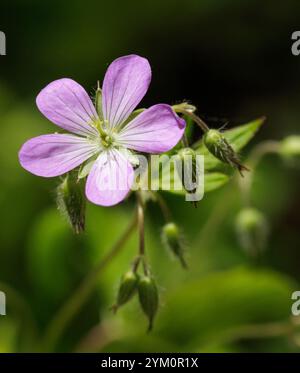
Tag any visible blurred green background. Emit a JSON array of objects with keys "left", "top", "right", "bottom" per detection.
[{"left": 0, "top": 0, "right": 300, "bottom": 352}]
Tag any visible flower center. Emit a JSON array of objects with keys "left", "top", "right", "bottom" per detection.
[
  {"left": 93, "top": 119, "right": 114, "bottom": 148},
  {"left": 101, "top": 133, "right": 113, "bottom": 148}
]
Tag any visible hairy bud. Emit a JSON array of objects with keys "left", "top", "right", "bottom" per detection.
[
  {"left": 138, "top": 275, "right": 159, "bottom": 332},
  {"left": 112, "top": 271, "right": 139, "bottom": 313},
  {"left": 235, "top": 207, "right": 269, "bottom": 256},
  {"left": 176, "top": 147, "right": 198, "bottom": 195},
  {"left": 56, "top": 172, "right": 86, "bottom": 234},
  {"left": 204, "top": 129, "right": 248, "bottom": 174},
  {"left": 162, "top": 222, "right": 187, "bottom": 268}
]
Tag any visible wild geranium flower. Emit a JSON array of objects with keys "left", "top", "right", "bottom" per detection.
[{"left": 18, "top": 55, "right": 185, "bottom": 206}]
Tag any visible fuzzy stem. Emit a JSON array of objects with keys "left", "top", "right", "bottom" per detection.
[{"left": 42, "top": 213, "right": 138, "bottom": 352}]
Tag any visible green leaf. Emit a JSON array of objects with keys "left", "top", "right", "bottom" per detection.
[
  {"left": 224, "top": 116, "right": 266, "bottom": 150},
  {"left": 194, "top": 117, "right": 265, "bottom": 172},
  {"left": 165, "top": 172, "right": 229, "bottom": 195},
  {"left": 204, "top": 172, "right": 230, "bottom": 192}
]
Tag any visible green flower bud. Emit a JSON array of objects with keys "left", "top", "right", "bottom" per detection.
[
  {"left": 138, "top": 275, "right": 159, "bottom": 332},
  {"left": 112, "top": 271, "right": 139, "bottom": 313},
  {"left": 204, "top": 129, "right": 248, "bottom": 174},
  {"left": 235, "top": 207, "right": 269, "bottom": 256},
  {"left": 279, "top": 136, "right": 300, "bottom": 165},
  {"left": 56, "top": 172, "right": 86, "bottom": 234},
  {"left": 162, "top": 222, "right": 187, "bottom": 268},
  {"left": 176, "top": 147, "right": 198, "bottom": 194}
]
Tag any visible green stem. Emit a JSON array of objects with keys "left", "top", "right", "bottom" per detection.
[
  {"left": 181, "top": 132, "right": 189, "bottom": 148},
  {"left": 238, "top": 140, "right": 280, "bottom": 206},
  {"left": 173, "top": 105, "right": 209, "bottom": 133},
  {"left": 194, "top": 185, "right": 236, "bottom": 251},
  {"left": 137, "top": 192, "right": 149, "bottom": 275},
  {"left": 152, "top": 192, "right": 172, "bottom": 222},
  {"left": 42, "top": 212, "right": 138, "bottom": 351},
  {"left": 137, "top": 194, "right": 145, "bottom": 257}
]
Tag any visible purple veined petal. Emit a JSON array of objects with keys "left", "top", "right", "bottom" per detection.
[
  {"left": 102, "top": 55, "right": 151, "bottom": 129},
  {"left": 19, "top": 134, "right": 99, "bottom": 177},
  {"left": 36, "top": 78, "right": 99, "bottom": 137},
  {"left": 85, "top": 148, "right": 134, "bottom": 206},
  {"left": 116, "top": 104, "right": 186, "bottom": 153}
]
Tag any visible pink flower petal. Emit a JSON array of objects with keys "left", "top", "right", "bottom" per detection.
[
  {"left": 19, "top": 134, "right": 98, "bottom": 177},
  {"left": 36, "top": 78, "right": 99, "bottom": 137},
  {"left": 85, "top": 149, "right": 134, "bottom": 206},
  {"left": 117, "top": 104, "right": 186, "bottom": 153},
  {"left": 102, "top": 55, "right": 151, "bottom": 129}
]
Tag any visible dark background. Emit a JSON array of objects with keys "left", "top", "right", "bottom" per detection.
[{"left": 0, "top": 0, "right": 300, "bottom": 352}]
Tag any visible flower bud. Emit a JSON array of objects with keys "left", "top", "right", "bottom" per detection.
[
  {"left": 56, "top": 172, "right": 86, "bottom": 234},
  {"left": 235, "top": 207, "right": 269, "bottom": 256},
  {"left": 162, "top": 222, "right": 187, "bottom": 268},
  {"left": 204, "top": 129, "right": 248, "bottom": 174},
  {"left": 112, "top": 271, "right": 139, "bottom": 313},
  {"left": 176, "top": 148, "right": 198, "bottom": 195},
  {"left": 138, "top": 275, "right": 159, "bottom": 332},
  {"left": 279, "top": 136, "right": 300, "bottom": 165}
]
